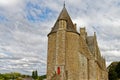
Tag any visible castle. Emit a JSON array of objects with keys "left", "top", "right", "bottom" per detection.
[{"left": 47, "top": 5, "right": 108, "bottom": 80}]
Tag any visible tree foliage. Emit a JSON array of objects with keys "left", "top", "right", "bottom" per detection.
[
  {"left": 0, "top": 71, "right": 46, "bottom": 80},
  {"left": 0, "top": 72, "right": 21, "bottom": 80},
  {"left": 109, "top": 68, "right": 117, "bottom": 80},
  {"left": 32, "top": 70, "right": 38, "bottom": 79},
  {"left": 108, "top": 62, "right": 120, "bottom": 80},
  {"left": 115, "top": 62, "right": 120, "bottom": 78}
]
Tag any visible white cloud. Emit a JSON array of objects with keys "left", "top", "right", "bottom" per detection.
[
  {"left": 0, "top": 52, "right": 8, "bottom": 58},
  {"left": 0, "top": 0, "right": 21, "bottom": 7},
  {"left": 0, "top": 0, "right": 120, "bottom": 75}
]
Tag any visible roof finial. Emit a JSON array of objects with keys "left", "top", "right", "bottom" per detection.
[{"left": 64, "top": 1, "right": 65, "bottom": 7}]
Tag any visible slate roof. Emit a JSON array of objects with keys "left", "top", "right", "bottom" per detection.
[{"left": 49, "top": 6, "right": 77, "bottom": 35}]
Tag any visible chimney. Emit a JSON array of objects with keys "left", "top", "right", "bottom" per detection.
[
  {"left": 80, "top": 27, "right": 87, "bottom": 40},
  {"left": 74, "top": 23, "right": 77, "bottom": 31}
]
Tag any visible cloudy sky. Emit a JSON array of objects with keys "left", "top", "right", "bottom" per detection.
[{"left": 0, "top": 0, "right": 120, "bottom": 75}]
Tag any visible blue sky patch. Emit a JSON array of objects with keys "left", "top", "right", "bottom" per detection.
[
  {"left": 113, "top": 1, "right": 120, "bottom": 7},
  {"left": 25, "top": 2, "right": 53, "bottom": 22},
  {"left": 0, "top": 15, "right": 8, "bottom": 22}
]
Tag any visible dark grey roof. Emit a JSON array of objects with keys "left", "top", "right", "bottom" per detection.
[
  {"left": 86, "top": 36, "right": 94, "bottom": 54},
  {"left": 48, "top": 6, "right": 77, "bottom": 35}
]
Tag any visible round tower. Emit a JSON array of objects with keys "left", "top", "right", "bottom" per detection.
[{"left": 47, "top": 5, "right": 80, "bottom": 80}]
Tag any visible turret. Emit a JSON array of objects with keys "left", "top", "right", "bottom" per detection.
[
  {"left": 48, "top": 5, "right": 78, "bottom": 36},
  {"left": 47, "top": 4, "right": 79, "bottom": 80}
]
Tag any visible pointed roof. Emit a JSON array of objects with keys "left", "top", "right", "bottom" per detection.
[{"left": 48, "top": 6, "right": 77, "bottom": 35}]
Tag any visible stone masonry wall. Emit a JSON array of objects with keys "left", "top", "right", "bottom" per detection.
[
  {"left": 65, "top": 32, "right": 79, "bottom": 80},
  {"left": 79, "top": 53, "right": 88, "bottom": 80},
  {"left": 47, "top": 33, "right": 56, "bottom": 80}
]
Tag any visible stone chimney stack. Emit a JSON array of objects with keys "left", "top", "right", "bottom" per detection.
[
  {"left": 74, "top": 23, "right": 77, "bottom": 31},
  {"left": 80, "top": 27, "right": 87, "bottom": 40}
]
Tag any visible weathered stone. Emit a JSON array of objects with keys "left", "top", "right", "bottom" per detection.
[{"left": 47, "top": 6, "right": 108, "bottom": 80}]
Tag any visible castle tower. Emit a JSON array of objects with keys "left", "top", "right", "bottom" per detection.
[
  {"left": 47, "top": 5, "right": 108, "bottom": 80},
  {"left": 47, "top": 5, "right": 80, "bottom": 80}
]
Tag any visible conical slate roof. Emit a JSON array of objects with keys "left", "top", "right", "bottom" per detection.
[{"left": 49, "top": 6, "right": 77, "bottom": 35}]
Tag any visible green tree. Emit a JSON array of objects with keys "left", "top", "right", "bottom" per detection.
[
  {"left": 32, "top": 70, "right": 38, "bottom": 79},
  {"left": 32, "top": 71, "right": 35, "bottom": 79},
  {"left": 115, "top": 62, "right": 120, "bottom": 78},
  {"left": 109, "top": 69, "right": 117, "bottom": 80},
  {"left": 108, "top": 62, "right": 120, "bottom": 80},
  {"left": 35, "top": 70, "right": 38, "bottom": 79},
  {"left": 0, "top": 74, "right": 4, "bottom": 80}
]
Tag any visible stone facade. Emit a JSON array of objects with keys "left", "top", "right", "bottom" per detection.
[{"left": 47, "top": 6, "right": 108, "bottom": 80}]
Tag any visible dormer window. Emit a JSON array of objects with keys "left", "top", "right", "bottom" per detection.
[{"left": 59, "top": 20, "right": 66, "bottom": 30}]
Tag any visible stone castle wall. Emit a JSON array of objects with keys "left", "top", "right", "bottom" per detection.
[
  {"left": 47, "top": 33, "right": 56, "bottom": 80},
  {"left": 65, "top": 32, "right": 80, "bottom": 80},
  {"left": 47, "top": 30, "right": 108, "bottom": 80},
  {"left": 47, "top": 6, "right": 108, "bottom": 80}
]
